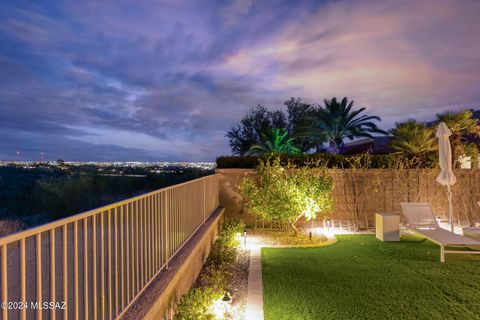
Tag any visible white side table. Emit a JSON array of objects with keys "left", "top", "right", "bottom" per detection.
[{"left": 376, "top": 213, "right": 400, "bottom": 241}]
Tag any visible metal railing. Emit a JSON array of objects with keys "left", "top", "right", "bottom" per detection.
[{"left": 0, "top": 174, "right": 220, "bottom": 320}]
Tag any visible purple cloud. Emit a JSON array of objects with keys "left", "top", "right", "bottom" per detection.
[{"left": 0, "top": 0, "right": 479, "bottom": 161}]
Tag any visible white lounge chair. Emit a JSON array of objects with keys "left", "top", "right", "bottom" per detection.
[{"left": 400, "top": 202, "right": 480, "bottom": 262}]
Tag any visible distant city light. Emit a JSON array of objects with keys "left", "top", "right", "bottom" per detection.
[{"left": 0, "top": 160, "right": 216, "bottom": 171}]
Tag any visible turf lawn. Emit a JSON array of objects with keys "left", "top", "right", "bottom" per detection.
[{"left": 262, "top": 235, "right": 480, "bottom": 320}]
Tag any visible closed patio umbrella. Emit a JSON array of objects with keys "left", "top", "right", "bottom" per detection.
[{"left": 436, "top": 122, "right": 457, "bottom": 232}]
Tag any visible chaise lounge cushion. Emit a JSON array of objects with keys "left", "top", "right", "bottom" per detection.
[{"left": 419, "top": 227, "right": 480, "bottom": 246}]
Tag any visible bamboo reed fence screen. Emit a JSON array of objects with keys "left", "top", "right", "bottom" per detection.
[{"left": 328, "top": 169, "right": 480, "bottom": 228}]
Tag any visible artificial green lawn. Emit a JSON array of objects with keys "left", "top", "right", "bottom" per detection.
[{"left": 262, "top": 235, "right": 480, "bottom": 320}]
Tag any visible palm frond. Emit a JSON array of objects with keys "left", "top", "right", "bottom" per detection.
[
  {"left": 247, "top": 128, "right": 301, "bottom": 156},
  {"left": 297, "top": 97, "right": 384, "bottom": 152},
  {"left": 389, "top": 119, "right": 436, "bottom": 156}
]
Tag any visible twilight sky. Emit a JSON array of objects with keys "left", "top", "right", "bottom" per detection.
[{"left": 1, "top": 0, "right": 480, "bottom": 161}]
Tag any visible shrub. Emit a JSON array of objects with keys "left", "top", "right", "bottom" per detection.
[
  {"left": 207, "top": 242, "right": 237, "bottom": 266},
  {"left": 175, "top": 287, "right": 218, "bottom": 320},
  {"left": 239, "top": 157, "right": 334, "bottom": 235},
  {"left": 216, "top": 218, "right": 245, "bottom": 248},
  {"left": 199, "top": 265, "right": 231, "bottom": 293},
  {"left": 216, "top": 153, "right": 437, "bottom": 169},
  {"left": 175, "top": 218, "right": 244, "bottom": 320}
]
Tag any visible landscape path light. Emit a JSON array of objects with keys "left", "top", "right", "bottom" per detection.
[{"left": 222, "top": 291, "right": 232, "bottom": 319}]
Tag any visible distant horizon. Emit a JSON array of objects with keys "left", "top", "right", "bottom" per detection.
[
  {"left": 1, "top": 0, "right": 480, "bottom": 161},
  {"left": 0, "top": 159, "right": 217, "bottom": 164},
  {"left": 2, "top": 106, "right": 479, "bottom": 162}
]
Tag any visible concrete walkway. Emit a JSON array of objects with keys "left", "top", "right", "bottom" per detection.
[{"left": 245, "top": 246, "right": 264, "bottom": 320}]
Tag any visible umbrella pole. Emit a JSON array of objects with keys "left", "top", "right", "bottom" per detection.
[{"left": 447, "top": 184, "right": 454, "bottom": 232}]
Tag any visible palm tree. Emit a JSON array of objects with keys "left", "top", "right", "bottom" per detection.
[
  {"left": 389, "top": 119, "right": 437, "bottom": 156},
  {"left": 246, "top": 128, "right": 301, "bottom": 156},
  {"left": 436, "top": 110, "right": 480, "bottom": 164},
  {"left": 307, "top": 97, "right": 386, "bottom": 153}
]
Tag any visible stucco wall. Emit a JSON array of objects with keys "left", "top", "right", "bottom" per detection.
[{"left": 218, "top": 169, "right": 257, "bottom": 226}]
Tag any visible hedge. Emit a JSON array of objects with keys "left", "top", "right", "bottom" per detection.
[{"left": 216, "top": 153, "right": 438, "bottom": 169}]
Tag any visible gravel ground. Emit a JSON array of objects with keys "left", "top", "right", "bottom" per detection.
[{"left": 226, "top": 247, "right": 250, "bottom": 320}]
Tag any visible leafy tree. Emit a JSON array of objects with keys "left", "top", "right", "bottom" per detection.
[
  {"left": 226, "top": 99, "right": 320, "bottom": 155},
  {"left": 284, "top": 98, "right": 320, "bottom": 152},
  {"left": 226, "top": 105, "right": 287, "bottom": 155},
  {"left": 436, "top": 109, "right": 480, "bottom": 165},
  {"left": 306, "top": 97, "right": 386, "bottom": 153},
  {"left": 239, "top": 158, "right": 334, "bottom": 235},
  {"left": 246, "top": 128, "right": 301, "bottom": 156},
  {"left": 389, "top": 119, "right": 437, "bottom": 157}
]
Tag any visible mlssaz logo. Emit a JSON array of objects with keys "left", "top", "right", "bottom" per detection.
[{"left": 29, "top": 302, "right": 67, "bottom": 310}]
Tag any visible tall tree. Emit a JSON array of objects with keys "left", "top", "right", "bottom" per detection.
[
  {"left": 227, "top": 99, "right": 319, "bottom": 155},
  {"left": 307, "top": 97, "right": 386, "bottom": 153},
  {"left": 436, "top": 109, "right": 480, "bottom": 165},
  {"left": 389, "top": 119, "right": 436, "bottom": 156},
  {"left": 284, "top": 98, "right": 320, "bottom": 152},
  {"left": 246, "top": 128, "right": 301, "bottom": 156},
  {"left": 226, "top": 106, "right": 287, "bottom": 155}
]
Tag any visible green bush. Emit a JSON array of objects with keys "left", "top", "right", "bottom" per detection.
[
  {"left": 199, "top": 265, "right": 231, "bottom": 293},
  {"left": 216, "top": 218, "right": 245, "bottom": 248},
  {"left": 175, "top": 287, "right": 218, "bottom": 320},
  {"left": 239, "top": 157, "right": 334, "bottom": 235},
  {"left": 216, "top": 152, "right": 438, "bottom": 169},
  {"left": 207, "top": 242, "right": 237, "bottom": 266},
  {"left": 175, "top": 218, "right": 244, "bottom": 319}
]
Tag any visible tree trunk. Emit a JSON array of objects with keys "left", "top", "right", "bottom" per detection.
[
  {"left": 290, "top": 214, "right": 303, "bottom": 236},
  {"left": 328, "top": 141, "right": 340, "bottom": 154}
]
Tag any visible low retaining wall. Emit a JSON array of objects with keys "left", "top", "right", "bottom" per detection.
[
  {"left": 121, "top": 208, "right": 224, "bottom": 320},
  {"left": 217, "top": 168, "right": 480, "bottom": 228}
]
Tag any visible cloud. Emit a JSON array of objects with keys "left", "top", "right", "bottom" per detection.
[
  {"left": 214, "top": 0, "right": 480, "bottom": 128},
  {"left": 0, "top": 0, "right": 480, "bottom": 161}
]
